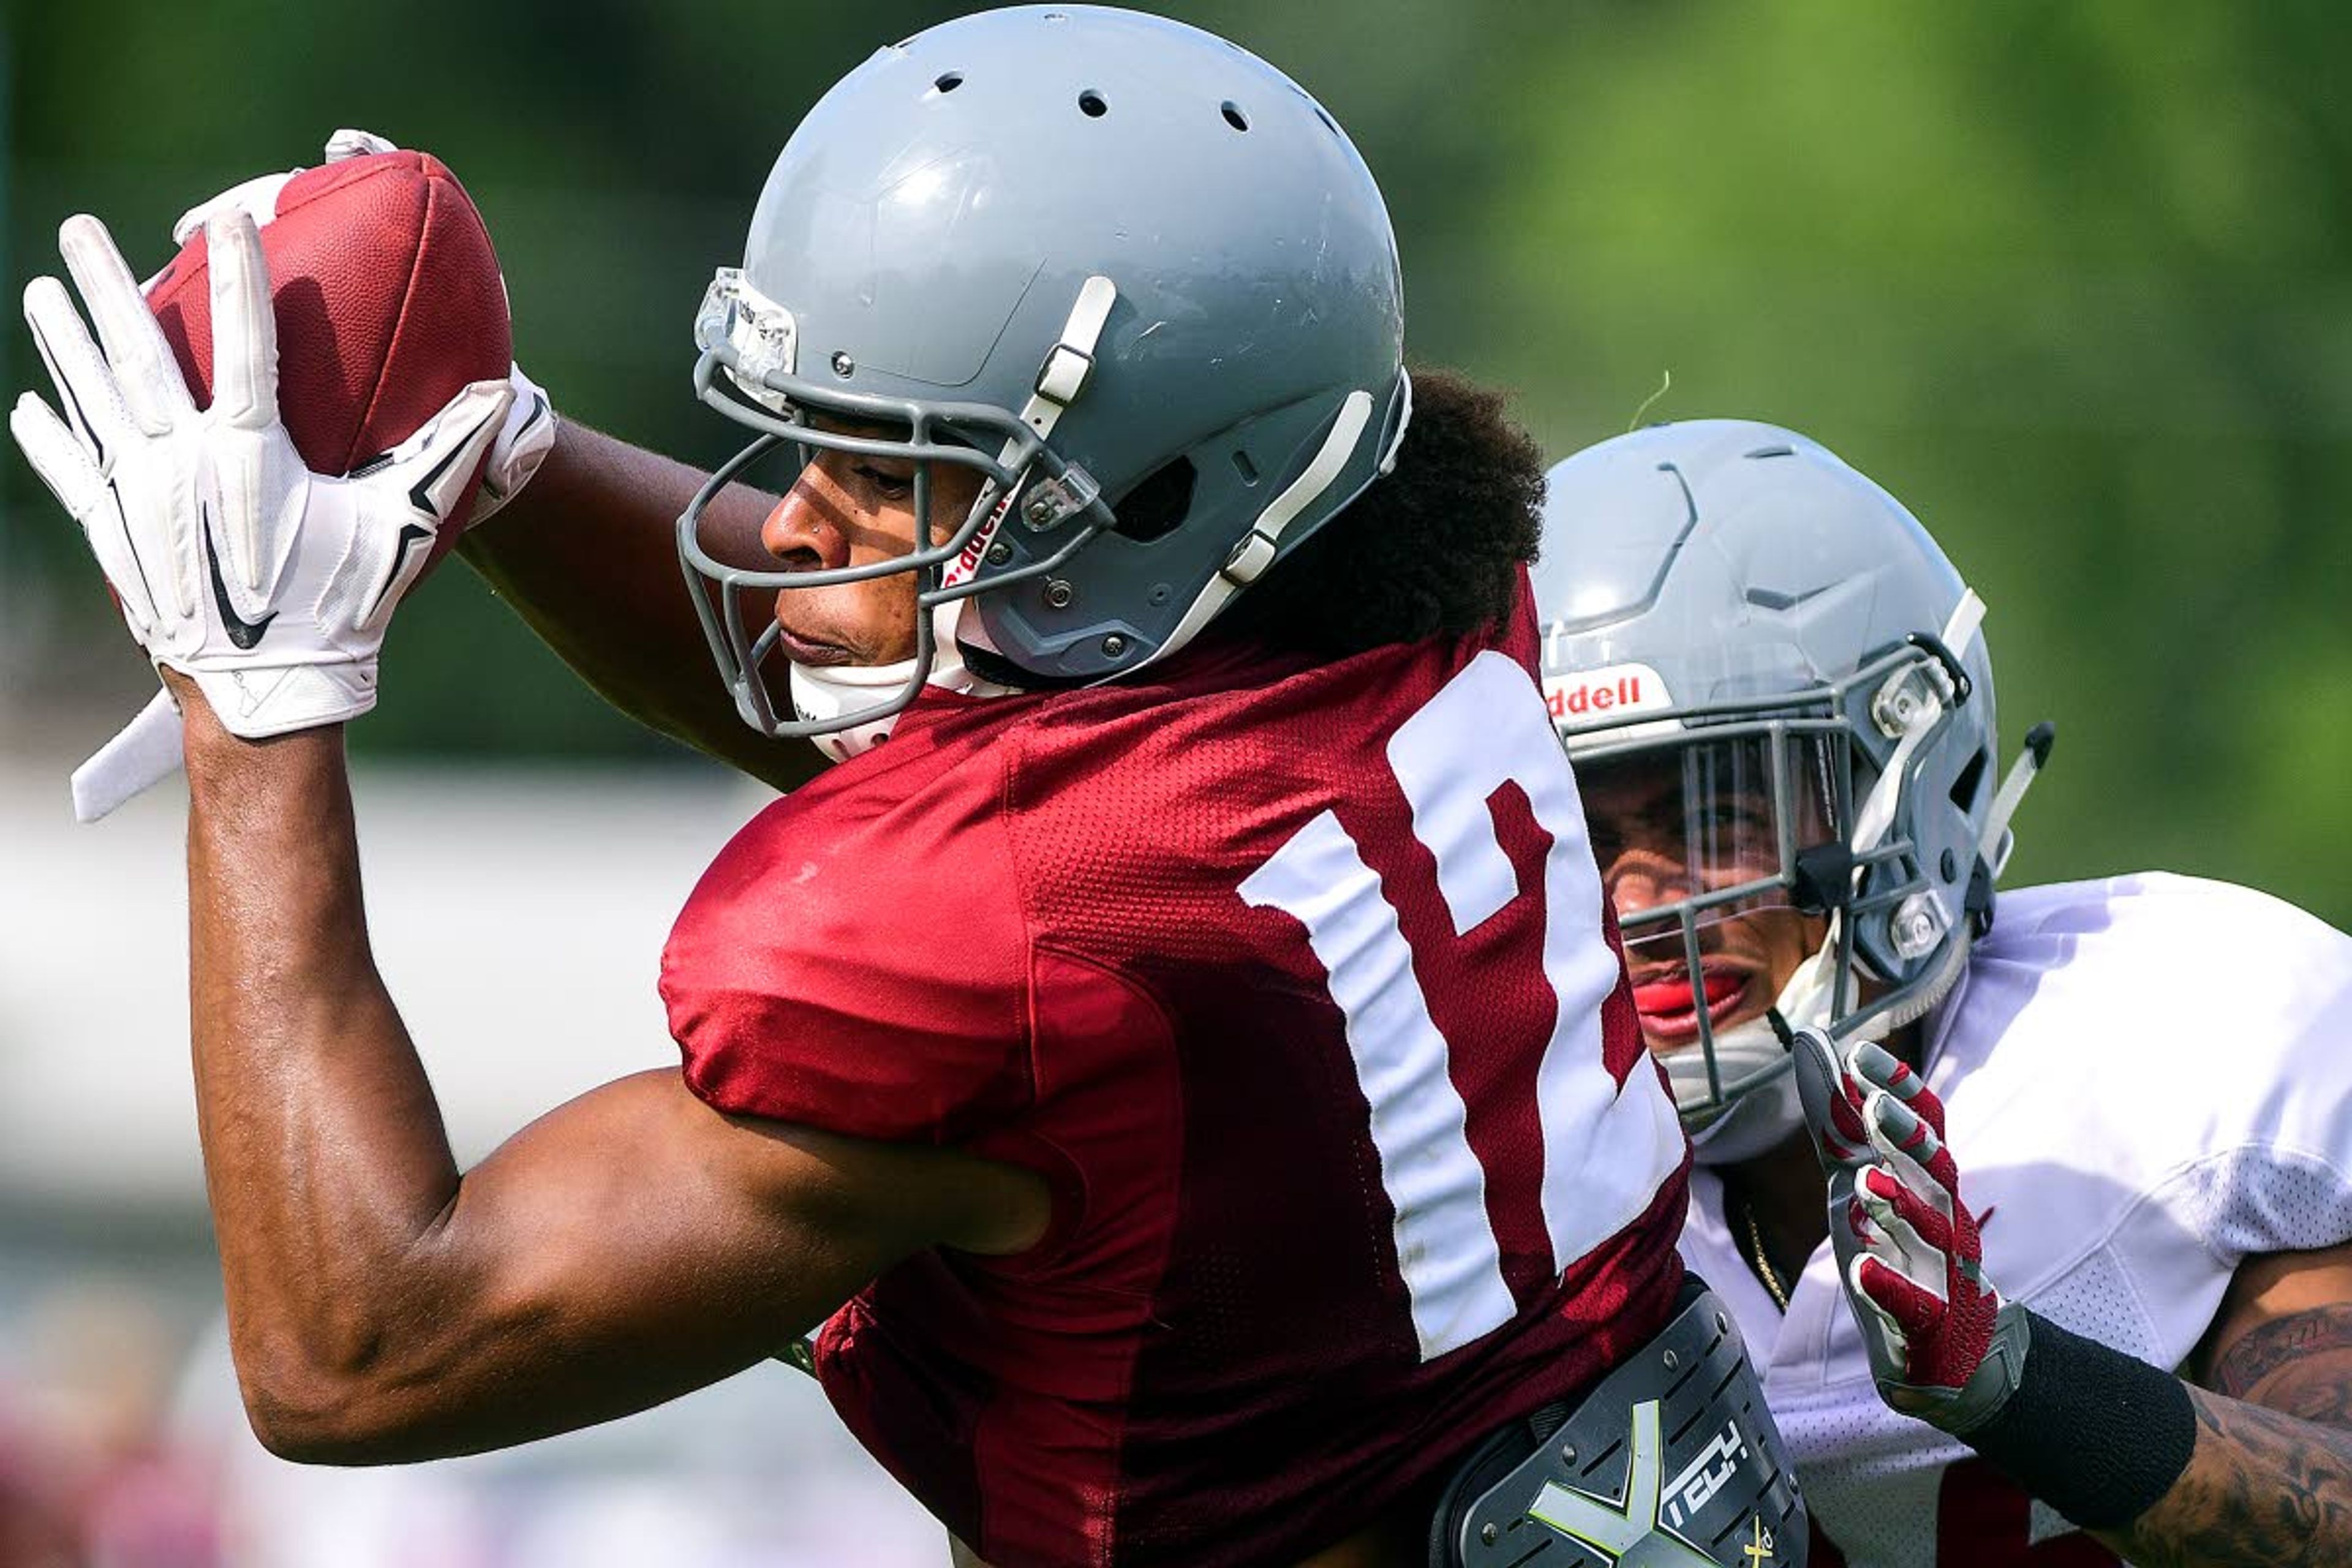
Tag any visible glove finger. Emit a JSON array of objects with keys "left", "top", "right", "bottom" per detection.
[
  {"left": 205, "top": 213, "right": 281, "bottom": 437},
  {"left": 11, "top": 394, "right": 160, "bottom": 636},
  {"left": 346, "top": 379, "right": 514, "bottom": 636},
  {"left": 1862, "top": 1164, "right": 1954, "bottom": 1257},
  {"left": 1853, "top": 1041, "right": 1948, "bottom": 1138},
  {"left": 468, "top": 364, "right": 556, "bottom": 525},
  {"left": 402, "top": 377, "right": 513, "bottom": 524},
  {"left": 10, "top": 390, "right": 103, "bottom": 516},
  {"left": 1865, "top": 1092, "right": 1965, "bottom": 1224},
  {"left": 201, "top": 212, "right": 288, "bottom": 597},
  {"left": 1854, "top": 1253, "right": 1947, "bottom": 1341},
  {"left": 1843, "top": 1253, "right": 1929, "bottom": 1382},
  {"left": 23, "top": 276, "right": 134, "bottom": 459},
  {"left": 170, "top": 170, "right": 299, "bottom": 247},
  {"left": 325, "top": 128, "right": 399, "bottom": 160},
  {"left": 1867, "top": 1087, "right": 1961, "bottom": 1191},
  {"left": 1792, "top": 1025, "right": 1872, "bottom": 1165},
  {"left": 58, "top": 216, "right": 195, "bottom": 432}
]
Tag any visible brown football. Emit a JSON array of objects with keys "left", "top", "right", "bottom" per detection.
[{"left": 145, "top": 148, "right": 513, "bottom": 560}]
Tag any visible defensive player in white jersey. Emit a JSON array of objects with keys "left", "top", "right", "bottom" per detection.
[{"left": 1536, "top": 419, "right": 2352, "bottom": 1567}]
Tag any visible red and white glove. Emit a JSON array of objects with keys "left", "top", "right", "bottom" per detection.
[{"left": 1791, "top": 1028, "right": 2029, "bottom": 1434}]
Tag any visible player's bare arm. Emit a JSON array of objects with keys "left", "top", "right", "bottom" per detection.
[
  {"left": 2106, "top": 1390, "right": 2352, "bottom": 1568},
  {"left": 23, "top": 18, "right": 1818, "bottom": 1556},
  {"left": 461, "top": 422, "right": 825, "bottom": 791},
  {"left": 178, "top": 685, "right": 1046, "bottom": 1458},
  {"left": 2078, "top": 1246, "right": 2352, "bottom": 1567},
  {"left": 10, "top": 200, "right": 1042, "bottom": 1462}
]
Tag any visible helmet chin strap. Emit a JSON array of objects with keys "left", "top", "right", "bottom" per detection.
[
  {"left": 1673, "top": 936, "right": 1869, "bottom": 1165},
  {"left": 788, "top": 603, "right": 1011, "bottom": 764},
  {"left": 1678, "top": 897, "right": 1978, "bottom": 1167}
]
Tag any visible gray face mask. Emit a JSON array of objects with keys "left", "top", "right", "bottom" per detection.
[{"left": 1665, "top": 950, "right": 1844, "bottom": 1166}]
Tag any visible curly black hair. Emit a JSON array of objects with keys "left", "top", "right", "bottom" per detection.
[{"left": 1218, "top": 368, "right": 1547, "bottom": 656}]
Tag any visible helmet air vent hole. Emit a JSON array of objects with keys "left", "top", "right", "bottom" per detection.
[
  {"left": 1113, "top": 458, "right": 1197, "bottom": 543},
  {"left": 1950, "top": 745, "right": 1991, "bottom": 812},
  {"left": 1221, "top": 101, "right": 1250, "bottom": 132},
  {"left": 1744, "top": 444, "right": 1795, "bottom": 460},
  {"left": 933, "top": 72, "right": 964, "bottom": 94},
  {"left": 1230, "top": 447, "right": 1259, "bottom": 484},
  {"left": 1079, "top": 89, "right": 1109, "bottom": 118}
]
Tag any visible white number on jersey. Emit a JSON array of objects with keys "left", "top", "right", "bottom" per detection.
[{"left": 1241, "top": 651, "right": 1682, "bottom": 1360}]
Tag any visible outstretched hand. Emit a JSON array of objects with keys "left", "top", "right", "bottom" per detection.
[
  {"left": 13, "top": 208, "right": 508, "bottom": 740},
  {"left": 1790, "top": 1026, "right": 2030, "bottom": 1434}
]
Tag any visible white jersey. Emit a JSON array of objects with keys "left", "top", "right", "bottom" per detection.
[{"left": 1679, "top": 873, "right": 2352, "bottom": 1567}]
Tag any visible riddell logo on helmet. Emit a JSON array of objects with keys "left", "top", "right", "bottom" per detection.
[
  {"left": 941, "top": 494, "right": 1013, "bottom": 590},
  {"left": 1544, "top": 662, "right": 1673, "bottom": 724}
]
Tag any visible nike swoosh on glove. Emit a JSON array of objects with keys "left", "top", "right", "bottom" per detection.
[
  {"left": 1790, "top": 1026, "right": 2030, "bottom": 1434},
  {"left": 51, "top": 130, "right": 556, "bottom": 820},
  {"left": 12, "top": 209, "right": 508, "bottom": 740}
]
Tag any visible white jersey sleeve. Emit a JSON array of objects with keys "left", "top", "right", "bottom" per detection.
[{"left": 1681, "top": 872, "right": 2352, "bottom": 1567}]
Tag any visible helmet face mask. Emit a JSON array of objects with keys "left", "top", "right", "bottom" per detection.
[
  {"left": 676, "top": 7, "right": 1412, "bottom": 752},
  {"left": 1536, "top": 420, "right": 2041, "bottom": 1157},
  {"left": 682, "top": 270, "right": 1112, "bottom": 740},
  {"left": 1568, "top": 636, "right": 1980, "bottom": 1125},
  {"left": 1581, "top": 728, "right": 1842, "bottom": 947}
]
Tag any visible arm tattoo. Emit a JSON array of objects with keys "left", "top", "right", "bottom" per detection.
[
  {"left": 2212, "top": 1303, "right": 2352, "bottom": 1411},
  {"left": 2085, "top": 1308, "right": 2352, "bottom": 1567},
  {"left": 2095, "top": 1387, "right": 2352, "bottom": 1568}
]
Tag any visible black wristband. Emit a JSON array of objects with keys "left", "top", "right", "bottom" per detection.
[{"left": 1961, "top": 1307, "right": 2198, "bottom": 1531}]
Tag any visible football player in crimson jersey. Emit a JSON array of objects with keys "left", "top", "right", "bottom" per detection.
[
  {"left": 10, "top": 11, "right": 1814, "bottom": 1566},
  {"left": 1537, "top": 418, "right": 2352, "bottom": 1567}
]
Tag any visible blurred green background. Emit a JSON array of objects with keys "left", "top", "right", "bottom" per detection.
[{"left": 7, "top": 0, "right": 2349, "bottom": 925}]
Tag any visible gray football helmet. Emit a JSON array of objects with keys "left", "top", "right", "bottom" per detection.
[
  {"left": 679, "top": 5, "right": 1411, "bottom": 751},
  {"left": 1534, "top": 421, "right": 2050, "bottom": 1162}
]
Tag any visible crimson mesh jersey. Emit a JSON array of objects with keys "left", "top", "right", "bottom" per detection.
[{"left": 662, "top": 579, "right": 1691, "bottom": 1567}]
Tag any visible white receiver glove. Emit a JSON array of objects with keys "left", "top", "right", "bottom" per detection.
[
  {"left": 42, "top": 129, "right": 555, "bottom": 818},
  {"left": 13, "top": 210, "right": 510, "bottom": 741}
]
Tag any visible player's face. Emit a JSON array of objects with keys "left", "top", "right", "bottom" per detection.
[
  {"left": 1578, "top": 747, "right": 1831, "bottom": 1057},
  {"left": 758, "top": 435, "right": 987, "bottom": 667}
]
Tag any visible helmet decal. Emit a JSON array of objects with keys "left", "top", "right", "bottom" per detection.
[{"left": 1545, "top": 660, "right": 1674, "bottom": 731}]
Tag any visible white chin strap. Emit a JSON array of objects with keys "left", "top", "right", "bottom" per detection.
[
  {"left": 788, "top": 604, "right": 1011, "bottom": 764},
  {"left": 1668, "top": 937, "right": 1872, "bottom": 1165}
]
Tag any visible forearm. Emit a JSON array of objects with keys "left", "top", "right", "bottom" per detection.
[
  {"left": 1948, "top": 1306, "right": 2352, "bottom": 1567},
  {"left": 178, "top": 705, "right": 829, "bottom": 1460},
  {"left": 181, "top": 694, "right": 462, "bottom": 1422},
  {"left": 459, "top": 421, "right": 821, "bottom": 790},
  {"left": 2090, "top": 1385, "right": 2352, "bottom": 1567}
]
